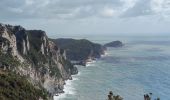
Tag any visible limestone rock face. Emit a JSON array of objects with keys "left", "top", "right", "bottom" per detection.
[
  {"left": 0, "top": 23, "right": 78, "bottom": 98},
  {"left": 0, "top": 24, "right": 24, "bottom": 62}
]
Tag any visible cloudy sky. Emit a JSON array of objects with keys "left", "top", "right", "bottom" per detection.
[{"left": 0, "top": 0, "right": 170, "bottom": 36}]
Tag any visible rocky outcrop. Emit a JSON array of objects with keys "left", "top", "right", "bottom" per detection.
[
  {"left": 0, "top": 24, "right": 24, "bottom": 62},
  {"left": 104, "top": 41, "right": 123, "bottom": 48},
  {"left": 0, "top": 23, "right": 78, "bottom": 99},
  {"left": 50, "top": 38, "right": 106, "bottom": 66}
]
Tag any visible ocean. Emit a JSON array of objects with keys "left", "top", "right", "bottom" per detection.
[{"left": 54, "top": 35, "right": 170, "bottom": 100}]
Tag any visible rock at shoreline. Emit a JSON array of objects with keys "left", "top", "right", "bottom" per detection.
[{"left": 104, "top": 41, "right": 123, "bottom": 47}]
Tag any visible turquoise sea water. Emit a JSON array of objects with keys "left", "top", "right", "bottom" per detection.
[{"left": 54, "top": 35, "right": 170, "bottom": 100}]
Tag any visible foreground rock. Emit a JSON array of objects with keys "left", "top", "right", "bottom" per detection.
[
  {"left": 0, "top": 23, "right": 78, "bottom": 99},
  {"left": 104, "top": 41, "right": 123, "bottom": 48}
]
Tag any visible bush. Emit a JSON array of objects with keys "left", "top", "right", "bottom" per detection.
[
  {"left": 0, "top": 71, "right": 49, "bottom": 100},
  {"left": 0, "top": 52, "right": 20, "bottom": 69}
]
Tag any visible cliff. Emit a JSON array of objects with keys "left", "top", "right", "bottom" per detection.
[
  {"left": 50, "top": 38, "right": 105, "bottom": 66},
  {"left": 0, "top": 23, "right": 78, "bottom": 99}
]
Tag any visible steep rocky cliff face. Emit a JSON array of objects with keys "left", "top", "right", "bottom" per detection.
[{"left": 0, "top": 23, "right": 78, "bottom": 99}]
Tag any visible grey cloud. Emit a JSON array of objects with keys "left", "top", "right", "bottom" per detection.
[
  {"left": 0, "top": 0, "right": 123, "bottom": 20},
  {"left": 0, "top": 0, "right": 25, "bottom": 8},
  {"left": 0, "top": 0, "right": 170, "bottom": 20},
  {"left": 120, "top": 0, "right": 154, "bottom": 17}
]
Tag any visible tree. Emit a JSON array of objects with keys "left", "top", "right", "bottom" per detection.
[{"left": 107, "top": 91, "right": 123, "bottom": 100}]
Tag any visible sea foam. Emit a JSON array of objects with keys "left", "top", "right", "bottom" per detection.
[{"left": 54, "top": 77, "right": 77, "bottom": 100}]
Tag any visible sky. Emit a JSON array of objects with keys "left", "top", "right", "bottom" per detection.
[{"left": 0, "top": 0, "right": 170, "bottom": 36}]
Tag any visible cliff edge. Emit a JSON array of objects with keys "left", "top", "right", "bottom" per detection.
[{"left": 0, "top": 23, "right": 78, "bottom": 99}]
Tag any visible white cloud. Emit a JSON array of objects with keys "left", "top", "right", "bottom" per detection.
[
  {"left": 100, "top": 7, "right": 117, "bottom": 17},
  {"left": 151, "top": 0, "right": 164, "bottom": 12},
  {"left": 25, "top": 0, "right": 34, "bottom": 5},
  {"left": 121, "top": 0, "right": 138, "bottom": 10},
  {"left": 151, "top": 0, "right": 170, "bottom": 17}
]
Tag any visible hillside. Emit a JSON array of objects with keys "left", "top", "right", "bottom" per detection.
[
  {"left": 104, "top": 41, "right": 123, "bottom": 47},
  {"left": 50, "top": 38, "right": 106, "bottom": 65},
  {"left": 0, "top": 71, "right": 48, "bottom": 100},
  {"left": 0, "top": 23, "right": 78, "bottom": 99}
]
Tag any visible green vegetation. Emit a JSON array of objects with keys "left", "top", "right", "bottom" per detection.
[
  {"left": 27, "top": 30, "right": 45, "bottom": 51},
  {"left": 104, "top": 41, "right": 123, "bottom": 48},
  {"left": 26, "top": 30, "right": 47, "bottom": 65},
  {"left": 0, "top": 71, "right": 48, "bottom": 100},
  {"left": 1, "top": 24, "right": 78, "bottom": 100},
  {"left": 106, "top": 91, "right": 160, "bottom": 100},
  {"left": 26, "top": 48, "right": 47, "bottom": 66},
  {"left": 143, "top": 93, "right": 160, "bottom": 100},
  {"left": 0, "top": 51, "right": 20, "bottom": 69},
  {"left": 60, "top": 56, "right": 73, "bottom": 72},
  {"left": 49, "top": 65, "right": 61, "bottom": 77},
  {"left": 26, "top": 31, "right": 64, "bottom": 78},
  {"left": 15, "top": 30, "right": 27, "bottom": 54},
  {"left": 48, "top": 59, "right": 62, "bottom": 77},
  {"left": 51, "top": 38, "right": 104, "bottom": 61},
  {"left": 107, "top": 91, "right": 123, "bottom": 100}
]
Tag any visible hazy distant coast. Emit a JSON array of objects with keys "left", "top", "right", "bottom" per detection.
[{"left": 51, "top": 38, "right": 123, "bottom": 66}]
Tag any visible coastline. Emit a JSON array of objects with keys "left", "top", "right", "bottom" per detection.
[
  {"left": 53, "top": 71, "right": 80, "bottom": 100},
  {"left": 53, "top": 51, "right": 108, "bottom": 100},
  {"left": 52, "top": 37, "right": 170, "bottom": 100}
]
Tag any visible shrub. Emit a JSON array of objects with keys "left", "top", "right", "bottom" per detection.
[{"left": 0, "top": 71, "right": 49, "bottom": 100}]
